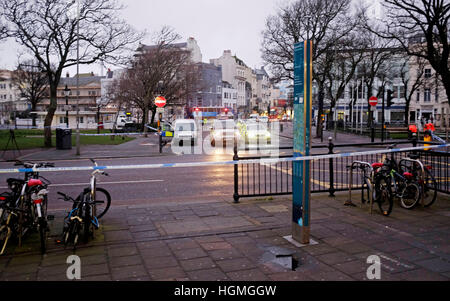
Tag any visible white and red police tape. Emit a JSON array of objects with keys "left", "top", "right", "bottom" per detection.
[{"left": 0, "top": 143, "right": 448, "bottom": 174}]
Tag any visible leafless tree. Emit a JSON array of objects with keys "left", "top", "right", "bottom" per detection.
[
  {"left": 1, "top": 0, "right": 143, "bottom": 147},
  {"left": 363, "top": 0, "right": 450, "bottom": 110},
  {"left": 325, "top": 34, "right": 366, "bottom": 132},
  {"left": 398, "top": 57, "right": 429, "bottom": 126},
  {"left": 261, "top": 0, "right": 359, "bottom": 137},
  {"left": 113, "top": 27, "right": 201, "bottom": 135},
  {"left": 11, "top": 59, "right": 48, "bottom": 127}
]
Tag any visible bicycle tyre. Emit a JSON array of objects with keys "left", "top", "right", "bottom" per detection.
[
  {"left": 399, "top": 182, "right": 420, "bottom": 209},
  {"left": 91, "top": 187, "right": 111, "bottom": 219},
  {"left": 375, "top": 176, "right": 393, "bottom": 216},
  {"left": 422, "top": 168, "right": 437, "bottom": 207},
  {"left": 83, "top": 200, "right": 92, "bottom": 243}
]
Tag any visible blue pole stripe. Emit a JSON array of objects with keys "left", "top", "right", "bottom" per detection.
[{"left": 0, "top": 143, "right": 448, "bottom": 174}]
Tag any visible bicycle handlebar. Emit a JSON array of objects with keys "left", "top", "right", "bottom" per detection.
[{"left": 14, "top": 161, "right": 55, "bottom": 168}]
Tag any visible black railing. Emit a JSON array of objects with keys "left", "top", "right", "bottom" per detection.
[{"left": 233, "top": 139, "right": 449, "bottom": 202}]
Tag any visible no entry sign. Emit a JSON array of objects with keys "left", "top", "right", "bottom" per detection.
[
  {"left": 155, "top": 96, "right": 166, "bottom": 108},
  {"left": 369, "top": 96, "right": 378, "bottom": 106}
]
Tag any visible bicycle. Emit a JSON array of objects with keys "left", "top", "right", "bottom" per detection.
[
  {"left": 58, "top": 159, "right": 111, "bottom": 248},
  {"left": 0, "top": 161, "right": 53, "bottom": 254},
  {"left": 347, "top": 160, "right": 393, "bottom": 216},
  {"left": 401, "top": 153, "right": 437, "bottom": 208},
  {"left": 372, "top": 146, "right": 422, "bottom": 211}
]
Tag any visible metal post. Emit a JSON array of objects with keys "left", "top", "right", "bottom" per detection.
[
  {"left": 75, "top": 0, "right": 80, "bottom": 156},
  {"left": 233, "top": 145, "right": 239, "bottom": 203},
  {"left": 65, "top": 84, "right": 69, "bottom": 128},
  {"left": 158, "top": 112, "right": 162, "bottom": 153},
  {"left": 328, "top": 137, "right": 335, "bottom": 197},
  {"left": 382, "top": 89, "right": 385, "bottom": 142}
]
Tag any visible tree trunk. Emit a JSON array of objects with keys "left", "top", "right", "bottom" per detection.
[
  {"left": 44, "top": 85, "right": 57, "bottom": 147},
  {"left": 316, "top": 87, "right": 325, "bottom": 138},
  {"left": 31, "top": 102, "right": 37, "bottom": 127},
  {"left": 404, "top": 100, "right": 410, "bottom": 127}
]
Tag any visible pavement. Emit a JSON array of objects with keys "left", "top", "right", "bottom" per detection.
[{"left": 0, "top": 191, "right": 449, "bottom": 281}]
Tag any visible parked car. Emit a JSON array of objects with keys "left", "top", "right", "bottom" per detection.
[
  {"left": 210, "top": 119, "right": 240, "bottom": 146},
  {"left": 240, "top": 121, "right": 271, "bottom": 144},
  {"left": 173, "top": 119, "right": 197, "bottom": 146}
]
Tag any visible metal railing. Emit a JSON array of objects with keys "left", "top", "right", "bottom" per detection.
[{"left": 233, "top": 139, "right": 449, "bottom": 202}]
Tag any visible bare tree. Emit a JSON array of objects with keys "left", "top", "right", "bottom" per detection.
[
  {"left": 114, "top": 27, "right": 201, "bottom": 135},
  {"left": 11, "top": 59, "right": 48, "bottom": 127},
  {"left": 399, "top": 56, "right": 428, "bottom": 126},
  {"left": 1, "top": 0, "right": 143, "bottom": 147},
  {"left": 261, "top": 0, "right": 359, "bottom": 137},
  {"left": 325, "top": 33, "right": 366, "bottom": 133},
  {"left": 363, "top": 0, "right": 450, "bottom": 110}
]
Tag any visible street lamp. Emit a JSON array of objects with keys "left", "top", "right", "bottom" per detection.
[{"left": 63, "top": 84, "right": 71, "bottom": 128}]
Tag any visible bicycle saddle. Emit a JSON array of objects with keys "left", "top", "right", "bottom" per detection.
[
  {"left": 372, "top": 163, "right": 383, "bottom": 169},
  {"left": 7, "top": 178, "right": 25, "bottom": 186},
  {"left": 403, "top": 172, "right": 413, "bottom": 179}
]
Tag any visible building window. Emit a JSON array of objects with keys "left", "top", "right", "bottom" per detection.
[
  {"left": 424, "top": 89, "right": 431, "bottom": 102},
  {"left": 424, "top": 69, "right": 431, "bottom": 78},
  {"left": 77, "top": 117, "right": 84, "bottom": 123},
  {"left": 435, "top": 87, "right": 439, "bottom": 103},
  {"left": 416, "top": 91, "right": 420, "bottom": 102}
]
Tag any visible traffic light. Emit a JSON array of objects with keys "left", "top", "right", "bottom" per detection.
[
  {"left": 194, "top": 107, "right": 199, "bottom": 112},
  {"left": 386, "top": 89, "right": 394, "bottom": 107},
  {"left": 224, "top": 108, "right": 229, "bottom": 114}
]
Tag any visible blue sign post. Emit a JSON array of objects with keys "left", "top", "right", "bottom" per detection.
[{"left": 292, "top": 40, "right": 313, "bottom": 244}]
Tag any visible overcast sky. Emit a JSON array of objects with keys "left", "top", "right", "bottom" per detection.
[
  {"left": 0, "top": 0, "right": 380, "bottom": 76},
  {"left": 0, "top": 0, "right": 286, "bottom": 75}
]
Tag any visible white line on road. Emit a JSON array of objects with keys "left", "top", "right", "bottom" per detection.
[{"left": 0, "top": 179, "right": 164, "bottom": 189}]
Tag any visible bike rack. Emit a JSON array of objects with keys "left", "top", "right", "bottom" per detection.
[
  {"left": 347, "top": 161, "right": 375, "bottom": 214},
  {"left": 398, "top": 158, "right": 426, "bottom": 207}
]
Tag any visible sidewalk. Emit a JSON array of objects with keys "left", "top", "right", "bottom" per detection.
[
  {"left": 1, "top": 192, "right": 449, "bottom": 281},
  {"left": 6, "top": 135, "right": 168, "bottom": 162}
]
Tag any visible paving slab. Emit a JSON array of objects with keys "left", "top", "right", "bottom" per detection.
[{"left": 0, "top": 191, "right": 448, "bottom": 281}]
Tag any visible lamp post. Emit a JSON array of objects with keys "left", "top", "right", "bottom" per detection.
[
  {"left": 64, "top": 84, "right": 71, "bottom": 128},
  {"left": 75, "top": 0, "right": 80, "bottom": 155}
]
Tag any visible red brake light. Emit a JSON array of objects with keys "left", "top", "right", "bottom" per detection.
[
  {"left": 426, "top": 166, "right": 432, "bottom": 170},
  {"left": 0, "top": 197, "right": 5, "bottom": 201},
  {"left": 33, "top": 199, "right": 43, "bottom": 205}
]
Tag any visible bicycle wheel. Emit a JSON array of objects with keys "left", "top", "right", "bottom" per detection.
[
  {"left": 375, "top": 176, "right": 393, "bottom": 216},
  {"left": 399, "top": 183, "right": 420, "bottom": 209},
  {"left": 422, "top": 168, "right": 437, "bottom": 207},
  {"left": 92, "top": 187, "right": 111, "bottom": 219}
]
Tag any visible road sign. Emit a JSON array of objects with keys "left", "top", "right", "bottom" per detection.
[
  {"left": 369, "top": 96, "right": 378, "bottom": 106},
  {"left": 155, "top": 96, "right": 166, "bottom": 108}
]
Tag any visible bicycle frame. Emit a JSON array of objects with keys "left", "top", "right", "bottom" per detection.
[{"left": 348, "top": 161, "right": 374, "bottom": 214}]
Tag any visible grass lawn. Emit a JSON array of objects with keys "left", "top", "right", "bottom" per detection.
[{"left": 0, "top": 129, "right": 135, "bottom": 150}]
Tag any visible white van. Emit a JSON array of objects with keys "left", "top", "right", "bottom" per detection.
[
  {"left": 173, "top": 119, "right": 198, "bottom": 146},
  {"left": 249, "top": 114, "right": 259, "bottom": 120}
]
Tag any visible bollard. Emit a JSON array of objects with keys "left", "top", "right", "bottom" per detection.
[
  {"left": 233, "top": 145, "right": 239, "bottom": 203},
  {"left": 328, "top": 137, "right": 335, "bottom": 197}
]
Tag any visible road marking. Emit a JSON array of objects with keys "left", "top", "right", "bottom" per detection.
[{"left": 0, "top": 179, "right": 164, "bottom": 189}]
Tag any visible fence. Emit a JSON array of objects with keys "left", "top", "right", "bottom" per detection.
[{"left": 233, "top": 140, "right": 450, "bottom": 202}]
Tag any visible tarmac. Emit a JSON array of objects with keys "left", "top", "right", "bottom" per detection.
[{"left": 0, "top": 192, "right": 449, "bottom": 281}]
